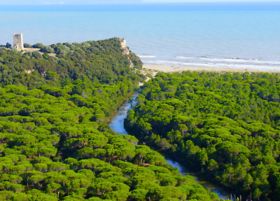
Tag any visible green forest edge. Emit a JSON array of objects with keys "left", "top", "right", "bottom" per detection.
[
  {"left": 0, "top": 38, "right": 221, "bottom": 201},
  {"left": 125, "top": 72, "right": 280, "bottom": 201}
]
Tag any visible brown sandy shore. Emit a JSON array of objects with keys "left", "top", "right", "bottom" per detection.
[{"left": 143, "top": 64, "right": 280, "bottom": 73}]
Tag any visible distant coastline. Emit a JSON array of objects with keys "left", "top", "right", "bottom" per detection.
[
  {"left": 140, "top": 54, "right": 280, "bottom": 73},
  {"left": 1, "top": 4, "right": 280, "bottom": 64},
  {"left": 143, "top": 63, "right": 280, "bottom": 73}
]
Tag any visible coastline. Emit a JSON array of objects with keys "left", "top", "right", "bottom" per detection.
[{"left": 143, "top": 63, "right": 280, "bottom": 73}]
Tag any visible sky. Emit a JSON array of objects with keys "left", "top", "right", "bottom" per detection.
[{"left": 0, "top": 0, "right": 279, "bottom": 5}]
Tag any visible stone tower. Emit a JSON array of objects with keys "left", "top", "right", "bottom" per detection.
[{"left": 13, "top": 33, "right": 24, "bottom": 50}]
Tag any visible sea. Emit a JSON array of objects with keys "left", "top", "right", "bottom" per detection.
[{"left": 1, "top": 3, "right": 280, "bottom": 69}]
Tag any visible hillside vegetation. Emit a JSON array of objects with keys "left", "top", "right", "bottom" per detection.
[
  {"left": 0, "top": 39, "right": 219, "bottom": 200},
  {"left": 126, "top": 72, "right": 280, "bottom": 201}
]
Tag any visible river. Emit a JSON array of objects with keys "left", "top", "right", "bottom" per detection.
[{"left": 109, "top": 93, "right": 234, "bottom": 200}]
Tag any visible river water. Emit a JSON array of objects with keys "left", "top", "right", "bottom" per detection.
[{"left": 109, "top": 93, "right": 233, "bottom": 200}]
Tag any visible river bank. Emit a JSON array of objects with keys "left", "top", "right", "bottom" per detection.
[{"left": 109, "top": 91, "right": 233, "bottom": 200}]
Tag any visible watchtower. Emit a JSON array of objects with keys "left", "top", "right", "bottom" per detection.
[{"left": 13, "top": 33, "right": 24, "bottom": 50}]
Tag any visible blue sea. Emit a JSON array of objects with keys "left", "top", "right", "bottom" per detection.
[{"left": 1, "top": 3, "right": 280, "bottom": 69}]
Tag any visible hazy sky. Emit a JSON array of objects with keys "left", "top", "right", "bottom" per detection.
[{"left": 0, "top": 0, "right": 279, "bottom": 5}]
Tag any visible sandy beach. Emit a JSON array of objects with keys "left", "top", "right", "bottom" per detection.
[{"left": 143, "top": 64, "right": 280, "bottom": 73}]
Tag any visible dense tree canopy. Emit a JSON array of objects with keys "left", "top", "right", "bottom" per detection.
[
  {"left": 0, "top": 38, "right": 142, "bottom": 87},
  {"left": 126, "top": 72, "right": 280, "bottom": 201},
  {"left": 0, "top": 40, "right": 219, "bottom": 200}
]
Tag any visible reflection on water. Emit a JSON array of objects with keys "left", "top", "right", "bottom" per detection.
[
  {"left": 166, "top": 159, "right": 186, "bottom": 174},
  {"left": 109, "top": 93, "right": 138, "bottom": 135},
  {"left": 166, "top": 159, "right": 232, "bottom": 200},
  {"left": 110, "top": 93, "right": 233, "bottom": 200}
]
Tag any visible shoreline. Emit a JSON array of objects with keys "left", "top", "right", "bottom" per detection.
[{"left": 143, "top": 63, "right": 280, "bottom": 73}]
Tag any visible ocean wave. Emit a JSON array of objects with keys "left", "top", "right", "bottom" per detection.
[
  {"left": 175, "top": 56, "right": 197, "bottom": 60},
  {"left": 138, "top": 55, "right": 156, "bottom": 59},
  {"left": 174, "top": 56, "right": 280, "bottom": 66},
  {"left": 200, "top": 58, "right": 280, "bottom": 65}
]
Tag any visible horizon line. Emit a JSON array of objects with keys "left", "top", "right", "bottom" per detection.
[{"left": 1, "top": 2, "right": 280, "bottom": 6}]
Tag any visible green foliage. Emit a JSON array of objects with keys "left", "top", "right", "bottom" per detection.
[
  {"left": 126, "top": 72, "right": 280, "bottom": 201},
  {"left": 0, "top": 40, "right": 217, "bottom": 200},
  {"left": 0, "top": 38, "right": 142, "bottom": 87}
]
